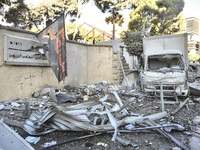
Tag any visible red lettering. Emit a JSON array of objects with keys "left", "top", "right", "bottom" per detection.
[
  {"left": 46, "top": 27, "right": 66, "bottom": 81},
  {"left": 56, "top": 37, "right": 62, "bottom": 54}
]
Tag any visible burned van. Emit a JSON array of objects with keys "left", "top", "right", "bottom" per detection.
[{"left": 140, "top": 33, "right": 189, "bottom": 98}]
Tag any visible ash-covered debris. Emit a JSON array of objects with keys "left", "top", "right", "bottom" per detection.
[
  {"left": 0, "top": 81, "right": 200, "bottom": 150},
  {"left": 23, "top": 82, "right": 148, "bottom": 138}
]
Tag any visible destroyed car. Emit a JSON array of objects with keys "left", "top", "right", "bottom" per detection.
[
  {"left": 188, "top": 62, "right": 200, "bottom": 83},
  {"left": 140, "top": 34, "right": 189, "bottom": 98}
]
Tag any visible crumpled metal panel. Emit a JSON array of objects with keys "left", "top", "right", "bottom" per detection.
[{"left": 23, "top": 93, "right": 167, "bottom": 138}]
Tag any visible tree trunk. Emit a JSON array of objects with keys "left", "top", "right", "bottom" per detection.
[
  {"left": 42, "top": 14, "right": 46, "bottom": 28},
  {"left": 73, "top": 0, "right": 82, "bottom": 41},
  {"left": 112, "top": 8, "right": 115, "bottom": 40}
]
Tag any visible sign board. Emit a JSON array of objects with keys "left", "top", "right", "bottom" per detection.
[{"left": 4, "top": 34, "right": 50, "bottom": 66}]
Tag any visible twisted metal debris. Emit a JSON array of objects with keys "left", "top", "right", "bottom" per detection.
[
  {"left": 0, "top": 81, "right": 191, "bottom": 149},
  {"left": 24, "top": 89, "right": 167, "bottom": 141}
]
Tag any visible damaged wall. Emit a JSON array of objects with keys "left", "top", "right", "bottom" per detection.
[{"left": 0, "top": 26, "right": 123, "bottom": 101}]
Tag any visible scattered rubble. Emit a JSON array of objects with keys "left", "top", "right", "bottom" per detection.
[
  {"left": 42, "top": 140, "right": 57, "bottom": 148},
  {"left": 0, "top": 104, "right": 5, "bottom": 110},
  {"left": 25, "top": 136, "right": 41, "bottom": 144},
  {"left": 171, "top": 98, "right": 189, "bottom": 115},
  {"left": 97, "top": 142, "right": 108, "bottom": 147},
  {"left": 0, "top": 81, "right": 200, "bottom": 149},
  {"left": 189, "top": 81, "right": 200, "bottom": 96}
]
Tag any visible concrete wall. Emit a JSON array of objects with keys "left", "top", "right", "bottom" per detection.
[
  {"left": 0, "top": 26, "right": 115, "bottom": 101},
  {"left": 66, "top": 41, "right": 113, "bottom": 86}
]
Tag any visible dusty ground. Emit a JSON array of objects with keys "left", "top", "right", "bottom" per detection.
[{"left": 0, "top": 88, "right": 200, "bottom": 150}]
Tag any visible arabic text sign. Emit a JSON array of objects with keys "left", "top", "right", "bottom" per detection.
[{"left": 4, "top": 34, "right": 49, "bottom": 66}]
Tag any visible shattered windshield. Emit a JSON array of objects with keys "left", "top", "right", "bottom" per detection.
[{"left": 147, "top": 54, "right": 184, "bottom": 72}]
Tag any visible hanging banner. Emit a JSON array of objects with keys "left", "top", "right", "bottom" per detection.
[{"left": 36, "top": 14, "right": 67, "bottom": 82}]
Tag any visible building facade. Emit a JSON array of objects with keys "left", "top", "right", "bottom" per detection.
[{"left": 185, "top": 17, "right": 200, "bottom": 55}]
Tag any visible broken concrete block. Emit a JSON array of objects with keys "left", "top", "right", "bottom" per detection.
[
  {"left": 97, "top": 142, "right": 107, "bottom": 147},
  {"left": 56, "top": 94, "right": 76, "bottom": 104},
  {"left": 32, "top": 88, "right": 51, "bottom": 98},
  {"left": 0, "top": 104, "right": 5, "bottom": 110},
  {"left": 32, "top": 91, "right": 40, "bottom": 98},
  {"left": 10, "top": 112, "right": 15, "bottom": 115},
  {"left": 83, "top": 95, "right": 89, "bottom": 101},
  {"left": 49, "top": 88, "right": 57, "bottom": 102},
  {"left": 25, "top": 136, "right": 40, "bottom": 144},
  {"left": 11, "top": 102, "right": 20, "bottom": 107},
  {"left": 40, "top": 88, "right": 51, "bottom": 96},
  {"left": 49, "top": 88, "right": 76, "bottom": 104},
  {"left": 145, "top": 140, "right": 152, "bottom": 146}
]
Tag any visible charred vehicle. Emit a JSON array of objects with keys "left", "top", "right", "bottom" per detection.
[
  {"left": 188, "top": 62, "right": 200, "bottom": 96},
  {"left": 140, "top": 33, "right": 189, "bottom": 98},
  {"left": 188, "top": 62, "right": 200, "bottom": 83}
]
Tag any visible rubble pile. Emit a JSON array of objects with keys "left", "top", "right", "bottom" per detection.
[
  {"left": 1, "top": 81, "right": 200, "bottom": 150},
  {"left": 23, "top": 93, "right": 166, "bottom": 136},
  {"left": 24, "top": 82, "right": 159, "bottom": 138}
]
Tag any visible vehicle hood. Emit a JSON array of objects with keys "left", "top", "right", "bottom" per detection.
[{"left": 143, "top": 71, "right": 187, "bottom": 85}]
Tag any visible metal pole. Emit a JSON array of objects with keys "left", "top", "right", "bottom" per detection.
[{"left": 160, "top": 81, "right": 164, "bottom": 112}]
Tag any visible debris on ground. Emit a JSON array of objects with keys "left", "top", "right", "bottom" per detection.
[
  {"left": 96, "top": 142, "right": 108, "bottom": 147},
  {"left": 25, "top": 136, "right": 41, "bottom": 144},
  {"left": 171, "top": 98, "right": 189, "bottom": 115},
  {"left": 42, "top": 140, "right": 57, "bottom": 148},
  {"left": 0, "top": 81, "right": 200, "bottom": 150}
]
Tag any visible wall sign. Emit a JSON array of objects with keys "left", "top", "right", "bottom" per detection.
[{"left": 4, "top": 34, "right": 50, "bottom": 66}]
